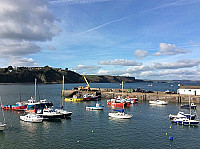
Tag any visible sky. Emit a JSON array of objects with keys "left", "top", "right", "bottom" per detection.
[{"left": 1, "top": 0, "right": 200, "bottom": 80}]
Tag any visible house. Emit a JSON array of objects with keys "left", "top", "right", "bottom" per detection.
[{"left": 177, "top": 86, "right": 200, "bottom": 96}]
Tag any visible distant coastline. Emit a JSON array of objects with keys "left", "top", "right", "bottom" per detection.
[{"left": 0, "top": 66, "right": 147, "bottom": 84}]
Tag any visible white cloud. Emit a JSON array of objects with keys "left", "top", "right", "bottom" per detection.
[
  {"left": 0, "top": 40, "right": 41, "bottom": 58},
  {"left": 134, "top": 50, "right": 148, "bottom": 58},
  {"left": 153, "top": 43, "right": 191, "bottom": 56},
  {"left": 0, "top": 0, "right": 61, "bottom": 41},
  {"left": 97, "top": 69, "right": 124, "bottom": 75},
  {"left": 73, "top": 65, "right": 101, "bottom": 71},
  {"left": 98, "top": 59, "right": 142, "bottom": 66},
  {"left": 126, "top": 65, "right": 151, "bottom": 72},
  {"left": 152, "top": 59, "right": 200, "bottom": 69},
  {"left": 8, "top": 58, "right": 39, "bottom": 67},
  {"left": 0, "top": 0, "right": 61, "bottom": 66}
]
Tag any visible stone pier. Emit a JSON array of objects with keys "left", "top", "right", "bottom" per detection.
[{"left": 62, "top": 88, "right": 200, "bottom": 103}]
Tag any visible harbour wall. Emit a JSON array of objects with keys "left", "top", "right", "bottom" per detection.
[{"left": 62, "top": 88, "right": 200, "bottom": 103}]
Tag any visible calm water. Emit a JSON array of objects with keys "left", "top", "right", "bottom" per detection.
[{"left": 0, "top": 83, "right": 200, "bottom": 149}]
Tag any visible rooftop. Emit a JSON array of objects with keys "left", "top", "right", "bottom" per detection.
[{"left": 179, "top": 86, "right": 200, "bottom": 89}]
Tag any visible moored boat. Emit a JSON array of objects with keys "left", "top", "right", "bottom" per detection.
[
  {"left": 65, "top": 95, "right": 84, "bottom": 102},
  {"left": 1, "top": 102, "right": 28, "bottom": 110},
  {"left": 169, "top": 111, "right": 196, "bottom": 120},
  {"left": 181, "top": 103, "right": 197, "bottom": 109},
  {"left": 172, "top": 117, "right": 199, "bottom": 125},
  {"left": 108, "top": 109, "right": 133, "bottom": 119},
  {"left": 20, "top": 113, "right": 43, "bottom": 123},
  {"left": 86, "top": 103, "right": 104, "bottom": 110},
  {"left": 0, "top": 122, "right": 6, "bottom": 131},
  {"left": 36, "top": 108, "right": 63, "bottom": 120},
  {"left": 55, "top": 108, "right": 72, "bottom": 118},
  {"left": 149, "top": 100, "right": 168, "bottom": 105}
]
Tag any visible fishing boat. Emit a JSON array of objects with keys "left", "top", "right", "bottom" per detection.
[
  {"left": 108, "top": 109, "right": 133, "bottom": 119},
  {"left": 64, "top": 95, "right": 84, "bottom": 102},
  {"left": 25, "top": 99, "right": 53, "bottom": 113},
  {"left": 1, "top": 102, "right": 28, "bottom": 110},
  {"left": 86, "top": 102, "right": 104, "bottom": 110},
  {"left": 36, "top": 108, "right": 63, "bottom": 120},
  {"left": 169, "top": 111, "right": 196, "bottom": 120},
  {"left": 107, "top": 99, "right": 124, "bottom": 107},
  {"left": 20, "top": 113, "right": 43, "bottom": 123},
  {"left": 149, "top": 100, "right": 168, "bottom": 105},
  {"left": 181, "top": 103, "right": 197, "bottom": 109}
]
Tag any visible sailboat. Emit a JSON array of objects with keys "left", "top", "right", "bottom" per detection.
[
  {"left": 56, "top": 76, "right": 72, "bottom": 118},
  {"left": 171, "top": 96, "right": 199, "bottom": 126},
  {"left": 0, "top": 96, "right": 6, "bottom": 131},
  {"left": 108, "top": 103, "right": 133, "bottom": 119}
]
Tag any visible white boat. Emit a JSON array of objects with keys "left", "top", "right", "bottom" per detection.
[
  {"left": 171, "top": 96, "right": 199, "bottom": 126},
  {"left": 108, "top": 109, "right": 133, "bottom": 119},
  {"left": 20, "top": 113, "right": 43, "bottom": 123},
  {"left": 36, "top": 108, "right": 63, "bottom": 120},
  {"left": 55, "top": 109, "right": 72, "bottom": 118},
  {"left": 86, "top": 103, "right": 104, "bottom": 110},
  {"left": 172, "top": 117, "right": 199, "bottom": 125},
  {"left": 0, "top": 122, "right": 6, "bottom": 131},
  {"left": 169, "top": 111, "right": 196, "bottom": 120},
  {"left": 149, "top": 100, "right": 168, "bottom": 105}
]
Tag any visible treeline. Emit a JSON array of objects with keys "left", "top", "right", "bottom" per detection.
[{"left": 0, "top": 66, "right": 144, "bottom": 83}]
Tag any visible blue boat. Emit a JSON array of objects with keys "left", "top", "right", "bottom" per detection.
[
  {"left": 181, "top": 103, "right": 197, "bottom": 109},
  {"left": 86, "top": 103, "right": 104, "bottom": 110}
]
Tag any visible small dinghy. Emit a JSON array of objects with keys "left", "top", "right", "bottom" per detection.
[
  {"left": 20, "top": 113, "right": 43, "bottom": 123},
  {"left": 86, "top": 103, "right": 104, "bottom": 110}
]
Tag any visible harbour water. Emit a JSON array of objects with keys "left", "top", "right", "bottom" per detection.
[{"left": 0, "top": 83, "right": 200, "bottom": 149}]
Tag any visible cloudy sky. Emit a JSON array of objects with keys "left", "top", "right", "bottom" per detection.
[{"left": 1, "top": 0, "right": 200, "bottom": 80}]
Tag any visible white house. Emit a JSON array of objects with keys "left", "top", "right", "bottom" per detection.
[{"left": 177, "top": 86, "right": 200, "bottom": 96}]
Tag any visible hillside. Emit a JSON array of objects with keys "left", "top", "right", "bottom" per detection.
[
  {"left": 85, "top": 75, "right": 144, "bottom": 83},
  {"left": 0, "top": 66, "right": 145, "bottom": 83}
]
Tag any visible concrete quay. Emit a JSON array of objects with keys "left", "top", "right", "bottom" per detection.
[{"left": 62, "top": 88, "right": 200, "bottom": 103}]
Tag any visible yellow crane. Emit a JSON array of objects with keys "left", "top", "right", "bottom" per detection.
[{"left": 78, "top": 74, "right": 90, "bottom": 91}]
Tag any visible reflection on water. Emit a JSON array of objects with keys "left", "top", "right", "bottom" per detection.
[{"left": 20, "top": 120, "right": 40, "bottom": 132}]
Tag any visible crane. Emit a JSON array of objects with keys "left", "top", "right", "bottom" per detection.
[{"left": 78, "top": 74, "right": 90, "bottom": 91}]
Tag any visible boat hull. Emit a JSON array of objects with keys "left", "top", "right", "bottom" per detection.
[
  {"left": 20, "top": 116, "right": 43, "bottom": 123},
  {"left": 108, "top": 112, "right": 133, "bottom": 119},
  {"left": 149, "top": 100, "right": 168, "bottom": 105},
  {"left": 1, "top": 105, "right": 27, "bottom": 110},
  {"left": 86, "top": 106, "right": 103, "bottom": 110}
]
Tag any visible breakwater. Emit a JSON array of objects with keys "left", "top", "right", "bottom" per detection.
[{"left": 62, "top": 88, "right": 200, "bottom": 103}]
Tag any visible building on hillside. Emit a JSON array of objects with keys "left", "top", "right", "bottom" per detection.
[{"left": 177, "top": 86, "right": 200, "bottom": 96}]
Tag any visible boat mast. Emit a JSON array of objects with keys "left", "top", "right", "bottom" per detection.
[
  {"left": 122, "top": 81, "right": 124, "bottom": 98},
  {"left": 0, "top": 96, "right": 6, "bottom": 124},
  {"left": 62, "top": 75, "right": 64, "bottom": 109},
  {"left": 189, "top": 96, "right": 191, "bottom": 125},
  {"left": 35, "top": 78, "right": 37, "bottom": 101}
]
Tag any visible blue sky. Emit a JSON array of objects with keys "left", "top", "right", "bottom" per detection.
[{"left": 1, "top": 0, "right": 200, "bottom": 80}]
